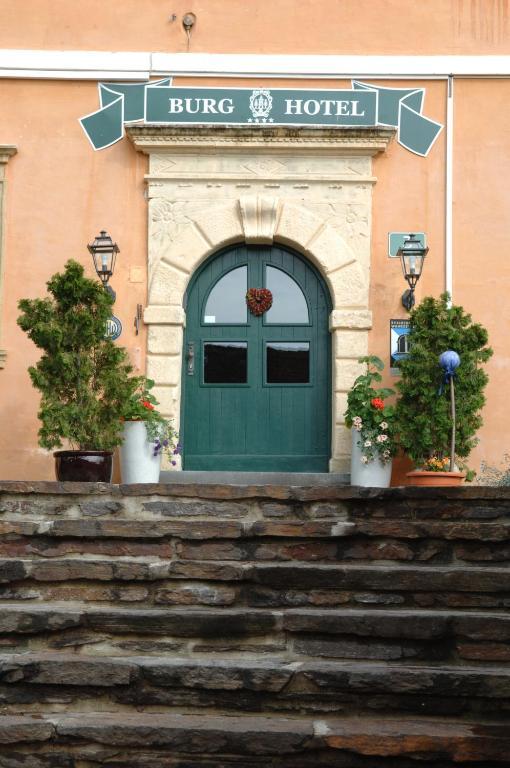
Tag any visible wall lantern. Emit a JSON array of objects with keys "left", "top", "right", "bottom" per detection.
[
  {"left": 87, "top": 230, "right": 119, "bottom": 299},
  {"left": 397, "top": 233, "right": 428, "bottom": 311}
]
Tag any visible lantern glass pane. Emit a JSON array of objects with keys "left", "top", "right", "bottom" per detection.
[{"left": 403, "top": 252, "right": 423, "bottom": 278}]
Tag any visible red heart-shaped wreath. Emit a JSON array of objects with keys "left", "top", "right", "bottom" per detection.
[{"left": 246, "top": 288, "right": 273, "bottom": 316}]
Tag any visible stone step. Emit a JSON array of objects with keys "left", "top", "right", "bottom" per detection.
[
  {"left": 0, "top": 653, "right": 509, "bottom": 718},
  {"left": 2, "top": 557, "right": 509, "bottom": 587},
  {"left": 2, "top": 516, "right": 510, "bottom": 568},
  {"left": 0, "top": 712, "right": 508, "bottom": 765},
  {"left": 173, "top": 561, "right": 510, "bottom": 591},
  {"left": 0, "top": 603, "right": 508, "bottom": 662},
  {"left": 0, "top": 502, "right": 510, "bottom": 541},
  {"left": 0, "top": 558, "right": 509, "bottom": 610},
  {"left": 8, "top": 582, "right": 509, "bottom": 611},
  {"left": 0, "top": 484, "right": 509, "bottom": 765},
  {"left": 175, "top": 529, "right": 510, "bottom": 564},
  {"left": 160, "top": 470, "right": 351, "bottom": 486},
  {"left": 4, "top": 515, "right": 510, "bottom": 536}
]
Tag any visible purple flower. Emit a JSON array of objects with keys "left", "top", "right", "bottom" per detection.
[{"left": 171, "top": 460, "right": 177, "bottom": 466}]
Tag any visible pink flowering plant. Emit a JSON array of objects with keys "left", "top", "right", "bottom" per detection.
[
  {"left": 123, "top": 377, "right": 181, "bottom": 463},
  {"left": 344, "top": 356, "right": 396, "bottom": 465}
]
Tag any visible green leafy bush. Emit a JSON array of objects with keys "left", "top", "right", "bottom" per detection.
[
  {"left": 18, "top": 260, "right": 141, "bottom": 451},
  {"left": 394, "top": 293, "right": 492, "bottom": 467}
]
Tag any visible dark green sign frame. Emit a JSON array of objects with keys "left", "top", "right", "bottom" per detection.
[
  {"left": 80, "top": 80, "right": 443, "bottom": 157},
  {"left": 145, "top": 86, "right": 377, "bottom": 127}
]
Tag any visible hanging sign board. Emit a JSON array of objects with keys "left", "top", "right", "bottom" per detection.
[{"left": 80, "top": 80, "right": 443, "bottom": 157}]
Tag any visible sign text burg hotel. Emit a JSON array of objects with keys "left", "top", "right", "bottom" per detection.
[
  {"left": 146, "top": 87, "right": 378, "bottom": 126},
  {"left": 167, "top": 93, "right": 368, "bottom": 120}
]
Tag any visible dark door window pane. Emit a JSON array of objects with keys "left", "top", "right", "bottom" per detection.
[
  {"left": 265, "top": 266, "right": 309, "bottom": 324},
  {"left": 266, "top": 342, "right": 310, "bottom": 384},
  {"left": 204, "top": 342, "right": 248, "bottom": 384},
  {"left": 204, "top": 266, "right": 247, "bottom": 324}
]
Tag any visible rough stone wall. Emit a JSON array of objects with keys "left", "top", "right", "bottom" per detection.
[{"left": 0, "top": 482, "right": 509, "bottom": 764}]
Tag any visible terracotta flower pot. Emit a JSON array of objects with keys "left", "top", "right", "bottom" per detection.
[{"left": 406, "top": 470, "right": 465, "bottom": 487}]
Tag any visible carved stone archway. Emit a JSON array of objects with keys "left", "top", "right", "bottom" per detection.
[{"left": 128, "top": 125, "right": 394, "bottom": 472}]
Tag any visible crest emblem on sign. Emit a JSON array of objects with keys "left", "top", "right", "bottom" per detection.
[
  {"left": 248, "top": 89, "right": 274, "bottom": 123},
  {"left": 105, "top": 315, "right": 122, "bottom": 341}
]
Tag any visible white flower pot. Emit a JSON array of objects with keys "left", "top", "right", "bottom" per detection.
[
  {"left": 350, "top": 429, "right": 392, "bottom": 488},
  {"left": 120, "top": 421, "right": 162, "bottom": 484}
]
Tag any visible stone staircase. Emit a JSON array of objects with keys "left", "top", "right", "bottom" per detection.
[{"left": 0, "top": 480, "right": 509, "bottom": 767}]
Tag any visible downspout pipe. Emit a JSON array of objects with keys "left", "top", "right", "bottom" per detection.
[{"left": 446, "top": 75, "right": 454, "bottom": 304}]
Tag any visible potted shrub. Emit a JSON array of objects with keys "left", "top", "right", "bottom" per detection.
[
  {"left": 394, "top": 293, "right": 493, "bottom": 485},
  {"left": 120, "top": 377, "right": 180, "bottom": 483},
  {"left": 17, "top": 260, "right": 139, "bottom": 481},
  {"left": 344, "top": 355, "right": 396, "bottom": 487}
]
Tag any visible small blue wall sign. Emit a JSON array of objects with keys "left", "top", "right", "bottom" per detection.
[
  {"left": 388, "top": 232, "right": 427, "bottom": 258},
  {"left": 105, "top": 316, "right": 122, "bottom": 341},
  {"left": 390, "top": 319, "right": 411, "bottom": 374}
]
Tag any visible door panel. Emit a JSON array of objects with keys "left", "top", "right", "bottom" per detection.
[{"left": 182, "top": 244, "right": 331, "bottom": 471}]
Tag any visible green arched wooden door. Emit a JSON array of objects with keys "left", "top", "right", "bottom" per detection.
[{"left": 182, "top": 244, "right": 331, "bottom": 471}]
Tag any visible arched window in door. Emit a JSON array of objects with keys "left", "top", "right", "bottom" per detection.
[
  {"left": 265, "top": 267, "right": 309, "bottom": 324},
  {"left": 203, "top": 266, "right": 247, "bottom": 325}
]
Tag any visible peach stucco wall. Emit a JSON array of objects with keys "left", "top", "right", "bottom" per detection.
[
  {"left": 0, "top": 1, "right": 509, "bottom": 480},
  {"left": 452, "top": 79, "right": 510, "bottom": 477},
  {"left": 370, "top": 80, "right": 447, "bottom": 484},
  {"left": 1, "top": 0, "right": 508, "bottom": 54},
  {"left": 0, "top": 80, "right": 149, "bottom": 479}
]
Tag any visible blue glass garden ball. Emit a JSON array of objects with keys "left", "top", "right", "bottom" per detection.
[{"left": 439, "top": 350, "right": 460, "bottom": 371}]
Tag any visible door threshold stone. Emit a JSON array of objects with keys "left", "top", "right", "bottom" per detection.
[{"left": 159, "top": 471, "right": 350, "bottom": 486}]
